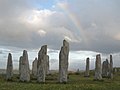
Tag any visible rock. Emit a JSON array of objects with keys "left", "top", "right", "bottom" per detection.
[
  {"left": 19, "top": 56, "right": 23, "bottom": 75},
  {"left": 102, "top": 61, "right": 106, "bottom": 77},
  {"left": 59, "top": 40, "right": 69, "bottom": 83},
  {"left": 45, "top": 55, "right": 50, "bottom": 75},
  {"left": 109, "top": 55, "right": 113, "bottom": 79},
  {"left": 20, "top": 50, "right": 30, "bottom": 82},
  {"left": 32, "top": 58, "right": 38, "bottom": 77},
  {"left": 6, "top": 53, "right": 13, "bottom": 81},
  {"left": 94, "top": 54, "right": 102, "bottom": 80},
  {"left": 76, "top": 69, "right": 80, "bottom": 75},
  {"left": 84, "top": 57, "right": 90, "bottom": 77},
  {"left": 37, "top": 45, "right": 47, "bottom": 82},
  {"left": 102, "top": 59, "right": 110, "bottom": 78}
]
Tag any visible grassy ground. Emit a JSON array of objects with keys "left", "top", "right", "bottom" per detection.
[{"left": 0, "top": 72, "right": 120, "bottom": 90}]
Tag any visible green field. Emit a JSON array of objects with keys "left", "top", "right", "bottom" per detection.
[{"left": 0, "top": 72, "right": 120, "bottom": 90}]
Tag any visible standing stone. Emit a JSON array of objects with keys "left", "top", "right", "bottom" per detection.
[
  {"left": 20, "top": 50, "right": 30, "bottom": 82},
  {"left": 113, "top": 67, "right": 117, "bottom": 74},
  {"left": 76, "top": 69, "right": 80, "bottom": 74},
  {"left": 6, "top": 53, "right": 13, "bottom": 81},
  {"left": 37, "top": 45, "right": 47, "bottom": 82},
  {"left": 109, "top": 55, "right": 113, "bottom": 79},
  {"left": 84, "top": 57, "right": 90, "bottom": 77},
  {"left": 94, "top": 54, "right": 102, "bottom": 80},
  {"left": 102, "top": 59, "right": 110, "bottom": 78},
  {"left": 102, "top": 61, "right": 106, "bottom": 77},
  {"left": 32, "top": 58, "right": 38, "bottom": 77},
  {"left": 19, "top": 56, "right": 23, "bottom": 75},
  {"left": 59, "top": 40, "right": 69, "bottom": 83},
  {"left": 45, "top": 55, "right": 50, "bottom": 75}
]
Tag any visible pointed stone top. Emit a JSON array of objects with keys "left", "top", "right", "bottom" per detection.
[
  {"left": 96, "top": 54, "right": 101, "bottom": 60},
  {"left": 63, "top": 39, "right": 69, "bottom": 47},
  {"left": 103, "top": 60, "right": 106, "bottom": 63},
  {"left": 35, "top": 57, "right": 37, "bottom": 60},
  {"left": 41, "top": 45, "right": 47, "bottom": 49},
  {"left": 87, "top": 57, "right": 89, "bottom": 60},
  {"left": 106, "top": 59, "right": 108, "bottom": 61},
  {"left": 20, "top": 56, "right": 23, "bottom": 59},
  {"left": 39, "top": 45, "right": 47, "bottom": 55},
  {"left": 33, "top": 57, "right": 37, "bottom": 64},
  {"left": 63, "top": 39, "right": 67, "bottom": 42},
  {"left": 110, "top": 54, "right": 113, "bottom": 63},
  {"left": 23, "top": 50, "right": 28, "bottom": 56},
  {"left": 110, "top": 54, "right": 112, "bottom": 57},
  {"left": 8, "top": 53, "right": 12, "bottom": 56},
  {"left": 8, "top": 53, "right": 12, "bottom": 59},
  {"left": 106, "top": 59, "right": 109, "bottom": 63},
  {"left": 96, "top": 54, "right": 100, "bottom": 56}
]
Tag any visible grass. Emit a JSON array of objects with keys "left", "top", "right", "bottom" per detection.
[{"left": 0, "top": 71, "right": 120, "bottom": 90}]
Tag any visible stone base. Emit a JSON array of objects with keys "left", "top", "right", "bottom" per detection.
[
  {"left": 6, "top": 78, "right": 13, "bottom": 81},
  {"left": 84, "top": 75, "right": 90, "bottom": 77},
  {"left": 93, "top": 79, "right": 104, "bottom": 82},
  {"left": 59, "top": 81, "right": 67, "bottom": 84}
]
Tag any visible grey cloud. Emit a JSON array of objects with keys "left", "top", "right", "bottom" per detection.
[
  {"left": 0, "top": 0, "right": 31, "bottom": 18},
  {"left": 64, "top": 0, "right": 120, "bottom": 53},
  {"left": 48, "top": 49, "right": 58, "bottom": 53},
  {"left": 0, "top": 51, "right": 2, "bottom": 54},
  {"left": 0, "top": 0, "right": 120, "bottom": 54}
]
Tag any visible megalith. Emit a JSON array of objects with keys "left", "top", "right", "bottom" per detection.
[
  {"left": 59, "top": 40, "right": 69, "bottom": 83},
  {"left": 20, "top": 50, "right": 30, "bottom": 82},
  {"left": 6, "top": 53, "right": 13, "bottom": 81},
  {"left": 19, "top": 56, "right": 23, "bottom": 76},
  {"left": 37, "top": 45, "right": 47, "bottom": 82},
  {"left": 109, "top": 55, "right": 113, "bottom": 79},
  {"left": 94, "top": 54, "right": 102, "bottom": 80},
  {"left": 32, "top": 58, "right": 38, "bottom": 77},
  {"left": 84, "top": 57, "right": 90, "bottom": 77},
  {"left": 102, "top": 59, "right": 110, "bottom": 78}
]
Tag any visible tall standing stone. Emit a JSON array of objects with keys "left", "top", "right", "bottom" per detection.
[
  {"left": 84, "top": 57, "right": 90, "bottom": 77},
  {"left": 37, "top": 45, "right": 47, "bottom": 82},
  {"left": 94, "top": 54, "right": 102, "bottom": 80},
  {"left": 6, "top": 53, "right": 13, "bottom": 81},
  {"left": 59, "top": 40, "right": 69, "bottom": 83},
  {"left": 19, "top": 56, "right": 23, "bottom": 75},
  {"left": 109, "top": 55, "right": 113, "bottom": 79},
  {"left": 20, "top": 50, "right": 30, "bottom": 82},
  {"left": 32, "top": 58, "right": 38, "bottom": 77},
  {"left": 102, "top": 60, "right": 106, "bottom": 77},
  {"left": 102, "top": 59, "right": 110, "bottom": 78}
]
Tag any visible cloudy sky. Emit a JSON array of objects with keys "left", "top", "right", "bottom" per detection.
[{"left": 0, "top": 0, "right": 120, "bottom": 71}]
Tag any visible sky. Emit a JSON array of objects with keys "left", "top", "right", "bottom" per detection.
[{"left": 0, "top": 0, "right": 120, "bottom": 71}]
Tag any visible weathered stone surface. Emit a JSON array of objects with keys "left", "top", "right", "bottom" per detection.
[
  {"left": 20, "top": 50, "right": 30, "bottom": 82},
  {"left": 19, "top": 56, "right": 23, "bottom": 75},
  {"left": 59, "top": 40, "right": 69, "bottom": 83},
  {"left": 32, "top": 58, "right": 38, "bottom": 77},
  {"left": 102, "top": 59, "right": 110, "bottom": 78},
  {"left": 84, "top": 57, "right": 90, "bottom": 77},
  {"left": 6, "top": 53, "right": 13, "bottom": 80},
  {"left": 109, "top": 55, "right": 113, "bottom": 79},
  {"left": 45, "top": 55, "right": 50, "bottom": 75},
  {"left": 94, "top": 54, "right": 102, "bottom": 80},
  {"left": 37, "top": 45, "right": 47, "bottom": 82}
]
